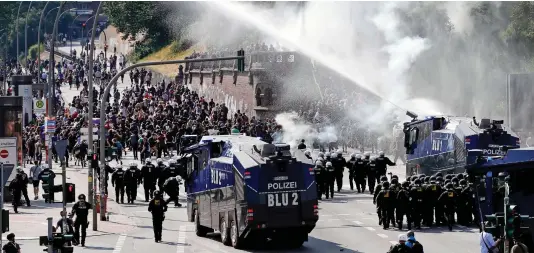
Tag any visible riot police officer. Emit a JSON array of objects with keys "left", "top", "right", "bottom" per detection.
[
  {"left": 148, "top": 190, "right": 168, "bottom": 242},
  {"left": 324, "top": 162, "right": 335, "bottom": 199},
  {"left": 367, "top": 157, "right": 378, "bottom": 194},
  {"left": 438, "top": 183, "right": 457, "bottom": 231},
  {"left": 163, "top": 176, "right": 182, "bottom": 207},
  {"left": 304, "top": 150, "right": 313, "bottom": 162},
  {"left": 313, "top": 160, "right": 325, "bottom": 199},
  {"left": 125, "top": 163, "right": 141, "bottom": 204},
  {"left": 396, "top": 181, "right": 412, "bottom": 230},
  {"left": 373, "top": 176, "right": 389, "bottom": 225},
  {"left": 347, "top": 154, "right": 357, "bottom": 191},
  {"left": 376, "top": 181, "right": 394, "bottom": 229},
  {"left": 38, "top": 164, "right": 56, "bottom": 203},
  {"left": 141, "top": 158, "right": 157, "bottom": 202},
  {"left": 354, "top": 154, "right": 367, "bottom": 193},
  {"left": 409, "top": 179, "right": 424, "bottom": 229},
  {"left": 332, "top": 151, "right": 346, "bottom": 192},
  {"left": 160, "top": 159, "right": 178, "bottom": 191},
  {"left": 71, "top": 194, "right": 92, "bottom": 247},
  {"left": 376, "top": 151, "right": 395, "bottom": 184},
  {"left": 111, "top": 165, "right": 126, "bottom": 204},
  {"left": 155, "top": 158, "right": 166, "bottom": 191}
]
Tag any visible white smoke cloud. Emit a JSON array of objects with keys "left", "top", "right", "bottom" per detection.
[{"left": 274, "top": 112, "right": 337, "bottom": 149}]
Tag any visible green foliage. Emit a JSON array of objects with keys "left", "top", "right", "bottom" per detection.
[
  {"left": 27, "top": 43, "right": 44, "bottom": 60},
  {"left": 170, "top": 39, "right": 194, "bottom": 54}
]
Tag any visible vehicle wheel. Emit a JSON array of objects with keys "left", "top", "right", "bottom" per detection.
[
  {"left": 230, "top": 220, "right": 242, "bottom": 249},
  {"left": 220, "top": 218, "right": 231, "bottom": 246},
  {"left": 195, "top": 210, "right": 207, "bottom": 237},
  {"left": 287, "top": 238, "right": 305, "bottom": 249}
]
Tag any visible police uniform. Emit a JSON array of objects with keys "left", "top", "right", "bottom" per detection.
[
  {"left": 324, "top": 162, "right": 335, "bottom": 199},
  {"left": 148, "top": 191, "right": 168, "bottom": 242},
  {"left": 141, "top": 159, "right": 157, "bottom": 201},
  {"left": 313, "top": 161, "right": 325, "bottom": 199},
  {"left": 111, "top": 165, "right": 126, "bottom": 203},
  {"left": 72, "top": 194, "right": 93, "bottom": 246},
  {"left": 125, "top": 163, "right": 141, "bottom": 203}
]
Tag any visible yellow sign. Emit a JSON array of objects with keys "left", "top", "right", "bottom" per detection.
[
  {"left": 448, "top": 192, "right": 454, "bottom": 197},
  {"left": 88, "top": 176, "right": 93, "bottom": 183},
  {"left": 154, "top": 200, "right": 160, "bottom": 206},
  {"left": 432, "top": 185, "right": 437, "bottom": 191},
  {"left": 384, "top": 191, "right": 389, "bottom": 198}
]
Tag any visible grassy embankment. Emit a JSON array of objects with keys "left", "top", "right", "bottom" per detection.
[{"left": 138, "top": 41, "right": 203, "bottom": 78}]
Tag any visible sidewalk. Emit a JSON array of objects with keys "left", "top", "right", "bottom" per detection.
[{"left": 9, "top": 165, "right": 137, "bottom": 240}]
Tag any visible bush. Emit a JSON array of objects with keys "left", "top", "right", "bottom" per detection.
[
  {"left": 28, "top": 43, "right": 45, "bottom": 60},
  {"left": 170, "top": 38, "right": 194, "bottom": 54}
]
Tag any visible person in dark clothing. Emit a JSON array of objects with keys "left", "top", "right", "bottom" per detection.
[
  {"left": 148, "top": 190, "right": 168, "bottom": 242},
  {"left": 38, "top": 164, "right": 56, "bottom": 203},
  {"left": 2, "top": 233, "right": 21, "bottom": 253},
  {"left": 71, "top": 194, "right": 93, "bottom": 247},
  {"left": 388, "top": 234, "right": 411, "bottom": 253},
  {"left": 405, "top": 231, "right": 424, "bottom": 253},
  {"left": 297, "top": 139, "right": 306, "bottom": 149},
  {"left": 55, "top": 211, "right": 75, "bottom": 245},
  {"left": 15, "top": 167, "right": 31, "bottom": 207},
  {"left": 141, "top": 159, "right": 157, "bottom": 202},
  {"left": 163, "top": 176, "right": 182, "bottom": 207},
  {"left": 111, "top": 165, "right": 126, "bottom": 204}
]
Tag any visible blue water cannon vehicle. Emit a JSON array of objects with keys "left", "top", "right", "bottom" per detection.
[
  {"left": 180, "top": 133, "right": 318, "bottom": 249},
  {"left": 403, "top": 111, "right": 520, "bottom": 176}
]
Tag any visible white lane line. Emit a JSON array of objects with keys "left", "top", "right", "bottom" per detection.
[
  {"left": 364, "top": 227, "right": 375, "bottom": 231},
  {"left": 389, "top": 241, "right": 397, "bottom": 245},
  {"left": 337, "top": 214, "right": 351, "bottom": 216},
  {"left": 112, "top": 234, "right": 127, "bottom": 253},
  {"left": 328, "top": 219, "right": 340, "bottom": 221},
  {"left": 377, "top": 234, "right": 388, "bottom": 238},
  {"left": 176, "top": 225, "right": 186, "bottom": 253},
  {"left": 352, "top": 220, "right": 363, "bottom": 225}
]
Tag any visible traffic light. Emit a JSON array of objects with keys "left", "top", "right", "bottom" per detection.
[
  {"left": 2, "top": 209, "right": 9, "bottom": 233},
  {"left": 91, "top": 153, "right": 99, "bottom": 169},
  {"left": 237, "top": 49, "right": 245, "bottom": 72},
  {"left": 52, "top": 233, "right": 74, "bottom": 253},
  {"left": 82, "top": 23, "right": 86, "bottom": 28},
  {"left": 41, "top": 174, "right": 55, "bottom": 203},
  {"left": 66, "top": 183, "right": 75, "bottom": 203},
  {"left": 505, "top": 205, "right": 530, "bottom": 238}
]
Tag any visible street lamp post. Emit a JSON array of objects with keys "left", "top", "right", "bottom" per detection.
[
  {"left": 16, "top": 2, "right": 24, "bottom": 65},
  {"left": 24, "top": 1, "right": 33, "bottom": 68},
  {"left": 37, "top": 2, "right": 51, "bottom": 83},
  {"left": 88, "top": 1, "right": 102, "bottom": 226},
  {"left": 70, "top": 14, "right": 82, "bottom": 55},
  {"left": 48, "top": 2, "right": 65, "bottom": 184},
  {"left": 43, "top": 6, "right": 60, "bottom": 36}
]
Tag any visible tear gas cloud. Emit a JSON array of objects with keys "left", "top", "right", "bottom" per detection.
[
  {"left": 274, "top": 112, "right": 337, "bottom": 149},
  {"left": 170, "top": 2, "right": 529, "bottom": 142}
]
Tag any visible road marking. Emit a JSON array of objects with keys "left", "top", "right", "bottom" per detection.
[
  {"left": 112, "top": 234, "right": 127, "bottom": 253},
  {"left": 352, "top": 220, "right": 363, "bottom": 225},
  {"left": 377, "top": 233, "right": 388, "bottom": 238},
  {"left": 364, "top": 227, "right": 375, "bottom": 231},
  {"left": 328, "top": 219, "right": 340, "bottom": 221},
  {"left": 389, "top": 241, "right": 397, "bottom": 245},
  {"left": 176, "top": 225, "right": 186, "bottom": 253},
  {"left": 337, "top": 214, "right": 351, "bottom": 216}
]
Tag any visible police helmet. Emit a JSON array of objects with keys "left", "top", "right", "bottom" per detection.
[
  {"left": 411, "top": 176, "right": 418, "bottom": 182},
  {"left": 146, "top": 158, "right": 151, "bottom": 163},
  {"left": 326, "top": 162, "right": 333, "bottom": 167},
  {"left": 16, "top": 166, "right": 23, "bottom": 172},
  {"left": 451, "top": 178, "right": 459, "bottom": 183},
  {"left": 356, "top": 154, "right": 362, "bottom": 159},
  {"left": 436, "top": 176, "right": 444, "bottom": 182},
  {"left": 445, "top": 174, "right": 453, "bottom": 180},
  {"left": 445, "top": 183, "right": 454, "bottom": 189},
  {"left": 337, "top": 151, "right": 343, "bottom": 157},
  {"left": 414, "top": 179, "right": 421, "bottom": 185},
  {"left": 78, "top": 194, "right": 86, "bottom": 200},
  {"left": 169, "top": 159, "right": 176, "bottom": 164},
  {"left": 318, "top": 152, "right": 324, "bottom": 158},
  {"left": 318, "top": 157, "right": 324, "bottom": 161},
  {"left": 157, "top": 158, "right": 163, "bottom": 163},
  {"left": 380, "top": 176, "right": 388, "bottom": 182},
  {"left": 337, "top": 149, "right": 342, "bottom": 154},
  {"left": 370, "top": 156, "right": 377, "bottom": 161},
  {"left": 129, "top": 162, "right": 137, "bottom": 167},
  {"left": 325, "top": 152, "right": 331, "bottom": 157},
  {"left": 424, "top": 177, "right": 430, "bottom": 183},
  {"left": 402, "top": 181, "right": 410, "bottom": 188},
  {"left": 378, "top": 151, "right": 385, "bottom": 157},
  {"left": 304, "top": 150, "right": 311, "bottom": 156},
  {"left": 382, "top": 181, "right": 390, "bottom": 188},
  {"left": 459, "top": 179, "right": 467, "bottom": 186},
  {"left": 435, "top": 172, "right": 443, "bottom": 178},
  {"left": 364, "top": 152, "right": 370, "bottom": 158},
  {"left": 406, "top": 176, "right": 412, "bottom": 182},
  {"left": 154, "top": 190, "right": 161, "bottom": 196},
  {"left": 444, "top": 179, "right": 451, "bottom": 185},
  {"left": 315, "top": 160, "right": 323, "bottom": 166},
  {"left": 42, "top": 164, "right": 49, "bottom": 169},
  {"left": 117, "top": 165, "right": 122, "bottom": 169},
  {"left": 392, "top": 175, "right": 399, "bottom": 180},
  {"left": 391, "top": 178, "right": 399, "bottom": 185},
  {"left": 430, "top": 176, "right": 437, "bottom": 182},
  {"left": 350, "top": 153, "right": 356, "bottom": 158}
]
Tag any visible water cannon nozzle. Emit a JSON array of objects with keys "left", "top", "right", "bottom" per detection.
[{"left": 406, "top": 111, "right": 418, "bottom": 120}]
